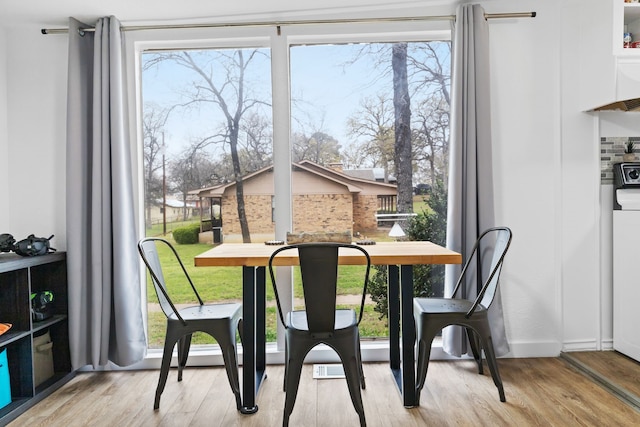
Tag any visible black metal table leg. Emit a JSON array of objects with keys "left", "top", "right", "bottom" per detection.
[
  {"left": 388, "top": 265, "right": 401, "bottom": 373},
  {"left": 240, "top": 266, "right": 260, "bottom": 414},
  {"left": 255, "top": 266, "right": 267, "bottom": 392},
  {"left": 388, "top": 264, "right": 418, "bottom": 408},
  {"left": 400, "top": 264, "right": 417, "bottom": 407}
]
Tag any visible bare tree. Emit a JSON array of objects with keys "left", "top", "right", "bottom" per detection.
[
  {"left": 412, "top": 95, "right": 450, "bottom": 185},
  {"left": 169, "top": 145, "right": 217, "bottom": 220},
  {"left": 144, "top": 49, "right": 270, "bottom": 242},
  {"left": 239, "top": 111, "right": 273, "bottom": 172},
  {"left": 142, "top": 104, "right": 172, "bottom": 229},
  {"left": 392, "top": 43, "right": 413, "bottom": 213},
  {"left": 408, "top": 42, "right": 451, "bottom": 108},
  {"left": 292, "top": 131, "right": 341, "bottom": 165},
  {"left": 345, "top": 41, "right": 451, "bottom": 201},
  {"left": 346, "top": 94, "right": 395, "bottom": 181}
]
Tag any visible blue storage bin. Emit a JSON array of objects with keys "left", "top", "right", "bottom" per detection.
[{"left": 0, "top": 348, "right": 10, "bottom": 410}]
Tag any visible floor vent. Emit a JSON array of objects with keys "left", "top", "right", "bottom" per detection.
[{"left": 313, "top": 364, "right": 345, "bottom": 379}]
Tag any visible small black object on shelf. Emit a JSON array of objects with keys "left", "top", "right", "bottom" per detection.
[{"left": 31, "top": 291, "right": 54, "bottom": 322}]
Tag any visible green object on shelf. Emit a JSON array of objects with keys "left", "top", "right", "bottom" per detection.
[{"left": 31, "top": 290, "right": 54, "bottom": 304}]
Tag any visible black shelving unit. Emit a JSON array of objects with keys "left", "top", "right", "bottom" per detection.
[{"left": 0, "top": 252, "right": 74, "bottom": 424}]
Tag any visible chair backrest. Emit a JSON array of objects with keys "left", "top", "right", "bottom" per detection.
[
  {"left": 268, "top": 242, "right": 371, "bottom": 334},
  {"left": 451, "top": 227, "right": 513, "bottom": 317},
  {"left": 137, "top": 237, "right": 204, "bottom": 324}
]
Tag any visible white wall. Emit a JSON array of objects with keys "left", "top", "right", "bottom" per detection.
[
  {"left": 5, "top": 25, "right": 67, "bottom": 248},
  {"left": 0, "top": 27, "right": 9, "bottom": 230},
  {"left": 482, "top": 0, "right": 564, "bottom": 356},
  {"left": 558, "top": 0, "right": 604, "bottom": 352},
  {"left": 0, "top": 0, "right": 625, "bottom": 357}
]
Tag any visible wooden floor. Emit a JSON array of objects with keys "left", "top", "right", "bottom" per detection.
[
  {"left": 561, "top": 350, "right": 640, "bottom": 411},
  {"left": 8, "top": 356, "right": 640, "bottom": 427}
]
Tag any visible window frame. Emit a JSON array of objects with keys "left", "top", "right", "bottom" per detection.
[{"left": 124, "top": 20, "right": 451, "bottom": 365}]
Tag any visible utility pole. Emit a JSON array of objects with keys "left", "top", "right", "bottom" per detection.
[{"left": 162, "top": 132, "right": 167, "bottom": 236}]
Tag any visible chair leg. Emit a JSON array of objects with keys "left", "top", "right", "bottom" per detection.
[
  {"left": 357, "top": 331, "right": 366, "bottom": 390},
  {"left": 155, "top": 335, "right": 177, "bottom": 410},
  {"left": 282, "top": 344, "right": 307, "bottom": 427},
  {"left": 177, "top": 334, "right": 192, "bottom": 382},
  {"left": 476, "top": 327, "right": 506, "bottom": 402},
  {"left": 220, "top": 343, "right": 242, "bottom": 410},
  {"left": 282, "top": 357, "right": 303, "bottom": 427},
  {"left": 415, "top": 325, "right": 439, "bottom": 404},
  {"left": 283, "top": 338, "right": 288, "bottom": 392},
  {"left": 340, "top": 349, "right": 366, "bottom": 426},
  {"left": 466, "top": 327, "right": 484, "bottom": 375},
  {"left": 217, "top": 324, "right": 242, "bottom": 410}
]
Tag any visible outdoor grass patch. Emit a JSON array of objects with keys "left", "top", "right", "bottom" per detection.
[
  {"left": 144, "top": 235, "right": 392, "bottom": 348},
  {"left": 147, "top": 304, "right": 387, "bottom": 348},
  {"left": 146, "top": 239, "right": 370, "bottom": 303},
  {"left": 147, "top": 308, "right": 280, "bottom": 348}
]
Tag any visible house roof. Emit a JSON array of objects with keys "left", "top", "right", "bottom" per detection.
[
  {"left": 298, "top": 160, "right": 397, "bottom": 190},
  {"left": 343, "top": 167, "right": 396, "bottom": 183},
  {"left": 154, "top": 198, "right": 196, "bottom": 208},
  {"left": 190, "top": 160, "right": 397, "bottom": 198}
]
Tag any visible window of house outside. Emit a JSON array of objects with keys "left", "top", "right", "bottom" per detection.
[{"left": 135, "top": 22, "right": 451, "bottom": 350}]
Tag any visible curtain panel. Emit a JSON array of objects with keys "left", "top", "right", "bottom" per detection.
[
  {"left": 66, "top": 16, "right": 146, "bottom": 368},
  {"left": 443, "top": 4, "right": 509, "bottom": 357}
]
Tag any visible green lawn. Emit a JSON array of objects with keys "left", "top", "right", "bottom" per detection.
[
  {"left": 145, "top": 235, "right": 388, "bottom": 348},
  {"left": 145, "top": 197, "right": 434, "bottom": 347}
]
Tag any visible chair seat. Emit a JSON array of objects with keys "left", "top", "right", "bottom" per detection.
[
  {"left": 168, "top": 303, "right": 242, "bottom": 322},
  {"left": 414, "top": 298, "right": 487, "bottom": 315},
  {"left": 287, "top": 309, "right": 357, "bottom": 332}
]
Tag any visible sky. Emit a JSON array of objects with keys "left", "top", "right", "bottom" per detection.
[{"left": 141, "top": 43, "right": 393, "bottom": 158}]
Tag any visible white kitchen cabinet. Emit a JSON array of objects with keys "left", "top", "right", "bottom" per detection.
[{"left": 614, "top": 2, "right": 640, "bottom": 56}]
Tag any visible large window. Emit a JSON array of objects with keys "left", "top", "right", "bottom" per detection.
[
  {"left": 289, "top": 42, "right": 451, "bottom": 236},
  {"left": 135, "top": 23, "right": 451, "bottom": 349}
]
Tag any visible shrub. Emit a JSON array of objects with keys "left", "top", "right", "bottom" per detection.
[
  {"left": 172, "top": 223, "right": 201, "bottom": 244},
  {"left": 368, "top": 180, "right": 448, "bottom": 319}
]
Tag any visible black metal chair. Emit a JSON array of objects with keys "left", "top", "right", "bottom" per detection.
[
  {"left": 268, "top": 242, "right": 371, "bottom": 427},
  {"left": 413, "top": 227, "right": 512, "bottom": 403},
  {"left": 137, "top": 237, "right": 242, "bottom": 410}
]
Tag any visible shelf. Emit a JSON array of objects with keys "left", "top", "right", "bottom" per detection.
[
  {"left": 625, "top": 3, "right": 640, "bottom": 22},
  {"left": 31, "top": 315, "right": 67, "bottom": 335},
  {"left": 0, "top": 398, "right": 29, "bottom": 420},
  {"left": 615, "top": 2, "right": 640, "bottom": 55},
  {"left": 0, "top": 252, "right": 66, "bottom": 273},
  {"left": 0, "top": 252, "right": 72, "bottom": 424},
  {"left": 0, "top": 330, "right": 30, "bottom": 347}
]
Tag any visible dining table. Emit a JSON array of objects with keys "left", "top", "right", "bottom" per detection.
[{"left": 194, "top": 240, "right": 461, "bottom": 413}]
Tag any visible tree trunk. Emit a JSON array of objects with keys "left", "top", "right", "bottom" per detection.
[
  {"left": 229, "top": 126, "right": 251, "bottom": 243},
  {"left": 392, "top": 43, "right": 413, "bottom": 214}
]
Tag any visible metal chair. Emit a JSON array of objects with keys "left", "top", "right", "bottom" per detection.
[
  {"left": 137, "top": 237, "right": 242, "bottom": 410},
  {"left": 413, "top": 227, "right": 512, "bottom": 403},
  {"left": 268, "top": 242, "right": 371, "bottom": 427}
]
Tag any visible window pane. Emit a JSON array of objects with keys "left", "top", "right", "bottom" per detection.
[
  {"left": 141, "top": 47, "right": 273, "bottom": 348},
  {"left": 290, "top": 41, "right": 451, "bottom": 336}
]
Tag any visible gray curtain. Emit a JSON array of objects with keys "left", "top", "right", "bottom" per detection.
[
  {"left": 443, "top": 4, "right": 509, "bottom": 357},
  {"left": 66, "top": 16, "right": 147, "bottom": 368}
]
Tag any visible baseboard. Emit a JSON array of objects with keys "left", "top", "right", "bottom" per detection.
[{"left": 81, "top": 339, "right": 575, "bottom": 372}]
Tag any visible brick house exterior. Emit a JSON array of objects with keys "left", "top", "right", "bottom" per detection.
[{"left": 192, "top": 161, "right": 397, "bottom": 239}]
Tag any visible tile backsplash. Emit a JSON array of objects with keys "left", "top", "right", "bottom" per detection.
[{"left": 601, "top": 136, "right": 640, "bottom": 184}]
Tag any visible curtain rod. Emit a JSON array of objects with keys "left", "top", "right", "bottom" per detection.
[{"left": 41, "top": 12, "right": 536, "bottom": 35}]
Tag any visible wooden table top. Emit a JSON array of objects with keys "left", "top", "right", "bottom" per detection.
[{"left": 194, "top": 241, "right": 461, "bottom": 267}]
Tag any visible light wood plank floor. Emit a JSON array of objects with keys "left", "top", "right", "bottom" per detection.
[
  {"left": 8, "top": 358, "right": 640, "bottom": 427},
  {"left": 562, "top": 350, "right": 640, "bottom": 410}
]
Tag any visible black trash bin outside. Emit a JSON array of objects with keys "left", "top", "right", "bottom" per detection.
[{"left": 212, "top": 227, "right": 222, "bottom": 243}]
